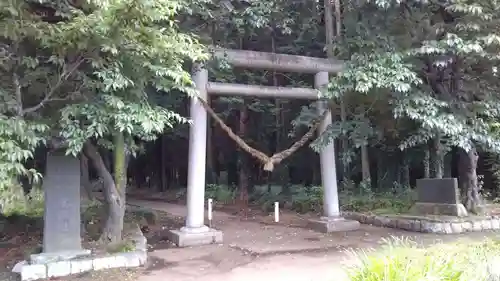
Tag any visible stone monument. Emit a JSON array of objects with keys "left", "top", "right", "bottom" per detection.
[
  {"left": 411, "top": 178, "right": 468, "bottom": 217},
  {"left": 30, "top": 150, "right": 90, "bottom": 264}
]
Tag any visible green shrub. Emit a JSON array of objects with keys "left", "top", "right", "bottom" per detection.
[
  {"left": 0, "top": 186, "right": 44, "bottom": 217},
  {"left": 252, "top": 185, "right": 286, "bottom": 211},
  {"left": 249, "top": 183, "right": 414, "bottom": 214},
  {"left": 175, "top": 184, "right": 235, "bottom": 204},
  {"left": 340, "top": 193, "right": 415, "bottom": 214},
  {"left": 340, "top": 182, "right": 415, "bottom": 214},
  {"left": 347, "top": 237, "right": 500, "bottom": 281},
  {"left": 290, "top": 185, "right": 323, "bottom": 213},
  {"left": 248, "top": 185, "right": 322, "bottom": 213},
  {"left": 177, "top": 182, "right": 414, "bottom": 214},
  {"left": 204, "top": 184, "right": 236, "bottom": 204}
]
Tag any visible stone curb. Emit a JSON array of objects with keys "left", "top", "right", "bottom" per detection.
[
  {"left": 16, "top": 225, "right": 148, "bottom": 281},
  {"left": 341, "top": 211, "right": 500, "bottom": 234}
]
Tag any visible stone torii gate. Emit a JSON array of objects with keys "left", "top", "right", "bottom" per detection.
[{"left": 167, "top": 49, "right": 360, "bottom": 247}]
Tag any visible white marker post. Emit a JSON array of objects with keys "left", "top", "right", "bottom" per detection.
[
  {"left": 208, "top": 198, "right": 213, "bottom": 228},
  {"left": 274, "top": 201, "right": 279, "bottom": 223}
]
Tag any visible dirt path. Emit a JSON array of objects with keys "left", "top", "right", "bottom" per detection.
[
  {"left": 140, "top": 246, "right": 351, "bottom": 281},
  {"left": 128, "top": 198, "right": 500, "bottom": 281}
]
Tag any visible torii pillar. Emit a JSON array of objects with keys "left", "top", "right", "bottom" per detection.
[
  {"left": 166, "top": 65, "right": 223, "bottom": 247},
  {"left": 306, "top": 71, "right": 360, "bottom": 232}
]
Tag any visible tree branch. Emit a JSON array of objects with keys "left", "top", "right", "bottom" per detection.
[
  {"left": 12, "top": 71, "right": 23, "bottom": 117},
  {"left": 21, "top": 57, "right": 85, "bottom": 115},
  {"left": 83, "top": 141, "right": 116, "bottom": 201}
]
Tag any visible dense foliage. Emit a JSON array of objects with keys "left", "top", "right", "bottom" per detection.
[
  {"left": 177, "top": 182, "right": 415, "bottom": 214},
  {"left": 0, "top": 0, "right": 206, "bottom": 242},
  {"left": 3, "top": 0, "right": 500, "bottom": 240}
]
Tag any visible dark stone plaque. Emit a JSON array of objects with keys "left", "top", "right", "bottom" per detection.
[
  {"left": 416, "top": 178, "right": 460, "bottom": 204},
  {"left": 42, "top": 153, "right": 83, "bottom": 253}
]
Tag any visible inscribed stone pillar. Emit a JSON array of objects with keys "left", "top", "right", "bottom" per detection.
[{"left": 31, "top": 151, "right": 89, "bottom": 263}]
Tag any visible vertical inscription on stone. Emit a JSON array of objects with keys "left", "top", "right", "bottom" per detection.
[
  {"left": 42, "top": 153, "right": 82, "bottom": 253},
  {"left": 59, "top": 199, "right": 70, "bottom": 232}
]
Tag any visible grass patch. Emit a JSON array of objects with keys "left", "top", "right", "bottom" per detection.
[
  {"left": 340, "top": 194, "right": 414, "bottom": 214},
  {"left": 106, "top": 240, "right": 136, "bottom": 253},
  {"left": 126, "top": 207, "right": 158, "bottom": 226},
  {"left": 347, "top": 237, "right": 500, "bottom": 281}
]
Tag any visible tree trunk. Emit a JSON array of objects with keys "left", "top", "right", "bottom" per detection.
[
  {"left": 80, "top": 155, "right": 94, "bottom": 200},
  {"left": 83, "top": 135, "right": 126, "bottom": 244},
  {"left": 101, "top": 183, "right": 125, "bottom": 244},
  {"left": 324, "top": 0, "right": 350, "bottom": 178},
  {"left": 444, "top": 153, "right": 452, "bottom": 178},
  {"left": 206, "top": 97, "right": 218, "bottom": 185},
  {"left": 238, "top": 103, "right": 250, "bottom": 216},
  {"left": 361, "top": 144, "right": 371, "bottom": 183},
  {"left": 401, "top": 152, "right": 410, "bottom": 187},
  {"left": 160, "top": 135, "right": 168, "bottom": 191},
  {"left": 459, "top": 146, "right": 484, "bottom": 214},
  {"left": 430, "top": 137, "right": 444, "bottom": 178},
  {"left": 100, "top": 148, "right": 112, "bottom": 172},
  {"left": 376, "top": 148, "right": 385, "bottom": 190},
  {"left": 423, "top": 146, "right": 430, "bottom": 178},
  {"left": 107, "top": 132, "right": 126, "bottom": 242}
]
